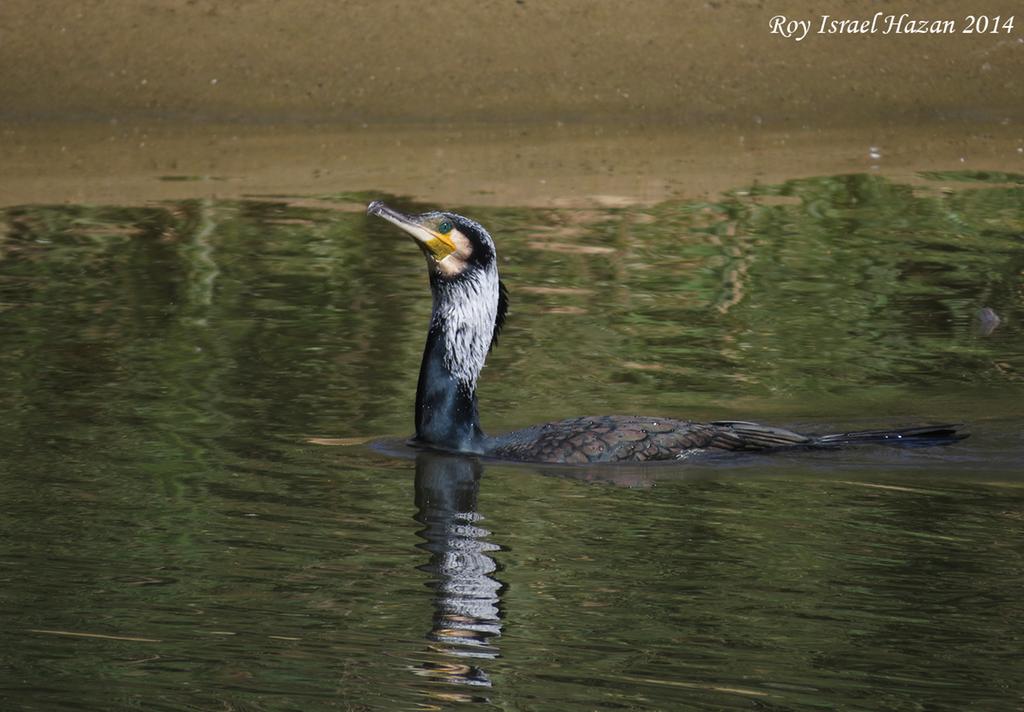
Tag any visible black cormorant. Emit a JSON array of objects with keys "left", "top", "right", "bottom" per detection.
[{"left": 367, "top": 201, "right": 965, "bottom": 464}]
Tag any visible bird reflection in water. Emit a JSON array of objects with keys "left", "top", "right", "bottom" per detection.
[{"left": 410, "top": 451, "right": 503, "bottom": 703}]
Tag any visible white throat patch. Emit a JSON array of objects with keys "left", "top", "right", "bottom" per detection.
[{"left": 432, "top": 265, "right": 499, "bottom": 390}]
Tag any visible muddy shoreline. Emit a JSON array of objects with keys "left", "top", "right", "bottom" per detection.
[
  {"left": 0, "top": 1, "right": 1021, "bottom": 207},
  {"left": 2, "top": 121, "right": 1021, "bottom": 208}
]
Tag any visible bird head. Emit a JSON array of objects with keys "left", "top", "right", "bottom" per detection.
[
  {"left": 367, "top": 201, "right": 509, "bottom": 359},
  {"left": 367, "top": 201, "right": 497, "bottom": 281}
]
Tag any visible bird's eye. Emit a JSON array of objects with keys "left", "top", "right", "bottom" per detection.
[{"left": 437, "top": 220, "right": 453, "bottom": 234}]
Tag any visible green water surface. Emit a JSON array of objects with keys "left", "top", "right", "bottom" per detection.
[{"left": 1, "top": 172, "right": 1022, "bottom": 710}]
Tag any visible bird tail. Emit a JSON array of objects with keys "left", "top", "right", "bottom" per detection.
[
  {"left": 710, "top": 420, "right": 968, "bottom": 451},
  {"left": 710, "top": 421, "right": 814, "bottom": 449},
  {"left": 812, "top": 424, "right": 968, "bottom": 448}
]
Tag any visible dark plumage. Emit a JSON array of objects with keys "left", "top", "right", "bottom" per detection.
[{"left": 367, "top": 201, "right": 966, "bottom": 464}]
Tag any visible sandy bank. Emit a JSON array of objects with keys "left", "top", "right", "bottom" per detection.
[
  {"left": 1, "top": 1, "right": 1020, "bottom": 126},
  {"left": 0, "top": 1, "right": 1021, "bottom": 207}
]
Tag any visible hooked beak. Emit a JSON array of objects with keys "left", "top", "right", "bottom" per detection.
[{"left": 367, "top": 201, "right": 456, "bottom": 261}]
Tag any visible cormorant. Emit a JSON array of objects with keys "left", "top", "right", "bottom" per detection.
[{"left": 367, "top": 201, "right": 965, "bottom": 464}]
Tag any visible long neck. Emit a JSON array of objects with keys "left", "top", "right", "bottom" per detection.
[
  {"left": 413, "top": 271, "right": 497, "bottom": 453},
  {"left": 414, "top": 323, "right": 485, "bottom": 452}
]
